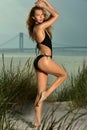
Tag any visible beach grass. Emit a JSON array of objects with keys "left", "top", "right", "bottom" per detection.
[
  {"left": 55, "top": 60, "right": 87, "bottom": 108},
  {"left": 0, "top": 54, "right": 37, "bottom": 130}
]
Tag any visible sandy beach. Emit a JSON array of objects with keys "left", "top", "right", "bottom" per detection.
[{"left": 10, "top": 101, "right": 87, "bottom": 130}]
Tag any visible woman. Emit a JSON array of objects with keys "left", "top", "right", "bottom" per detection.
[{"left": 26, "top": 0, "right": 67, "bottom": 127}]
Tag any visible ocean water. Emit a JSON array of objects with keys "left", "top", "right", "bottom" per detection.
[
  {"left": 14, "top": 47, "right": 87, "bottom": 56},
  {"left": 53, "top": 47, "right": 87, "bottom": 56},
  {"left": 1, "top": 47, "right": 87, "bottom": 56},
  {"left": 0, "top": 47, "right": 87, "bottom": 73}
]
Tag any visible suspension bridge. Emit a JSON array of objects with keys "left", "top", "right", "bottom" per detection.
[
  {"left": 0, "top": 32, "right": 87, "bottom": 53},
  {"left": 0, "top": 32, "right": 34, "bottom": 52}
]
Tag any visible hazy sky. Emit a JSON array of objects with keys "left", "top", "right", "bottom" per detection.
[{"left": 0, "top": 0, "right": 87, "bottom": 48}]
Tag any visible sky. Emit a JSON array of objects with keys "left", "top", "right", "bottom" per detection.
[{"left": 0, "top": 0, "right": 87, "bottom": 48}]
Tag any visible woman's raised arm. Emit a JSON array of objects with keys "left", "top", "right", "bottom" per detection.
[{"left": 35, "top": 0, "right": 59, "bottom": 29}]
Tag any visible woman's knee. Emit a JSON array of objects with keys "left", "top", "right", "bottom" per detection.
[
  {"left": 64, "top": 71, "right": 68, "bottom": 79},
  {"left": 56, "top": 69, "right": 68, "bottom": 80},
  {"left": 61, "top": 70, "right": 68, "bottom": 80}
]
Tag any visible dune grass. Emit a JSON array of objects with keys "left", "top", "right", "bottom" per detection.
[
  {"left": 0, "top": 54, "right": 37, "bottom": 130},
  {"left": 0, "top": 54, "right": 87, "bottom": 130},
  {"left": 55, "top": 60, "right": 87, "bottom": 108}
]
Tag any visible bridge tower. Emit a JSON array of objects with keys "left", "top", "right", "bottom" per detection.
[{"left": 19, "top": 32, "right": 24, "bottom": 51}]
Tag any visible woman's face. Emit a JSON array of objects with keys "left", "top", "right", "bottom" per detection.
[{"left": 33, "top": 9, "right": 45, "bottom": 24}]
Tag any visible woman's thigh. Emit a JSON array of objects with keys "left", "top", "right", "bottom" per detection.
[{"left": 38, "top": 57, "right": 66, "bottom": 76}]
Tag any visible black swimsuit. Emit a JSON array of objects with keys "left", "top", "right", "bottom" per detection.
[{"left": 34, "top": 31, "right": 52, "bottom": 71}]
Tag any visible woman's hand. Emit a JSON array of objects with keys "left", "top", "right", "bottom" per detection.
[
  {"left": 38, "top": 0, "right": 48, "bottom": 4},
  {"left": 35, "top": 1, "right": 47, "bottom": 8},
  {"left": 38, "top": 0, "right": 47, "bottom": 2}
]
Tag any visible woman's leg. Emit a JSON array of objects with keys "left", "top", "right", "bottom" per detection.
[
  {"left": 37, "top": 57, "right": 67, "bottom": 102},
  {"left": 33, "top": 70, "right": 48, "bottom": 126}
]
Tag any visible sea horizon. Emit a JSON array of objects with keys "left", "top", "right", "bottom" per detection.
[
  {"left": 0, "top": 47, "right": 87, "bottom": 74},
  {"left": 0, "top": 46, "right": 87, "bottom": 56}
]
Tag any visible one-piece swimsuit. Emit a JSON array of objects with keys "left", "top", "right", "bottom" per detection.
[{"left": 33, "top": 31, "right": 52, "bottom": 71}]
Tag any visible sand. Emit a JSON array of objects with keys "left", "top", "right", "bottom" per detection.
[{"left": 9, "top": 101, "right": 87, "bottom": 130}]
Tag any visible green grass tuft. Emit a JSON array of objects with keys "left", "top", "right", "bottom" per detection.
[
  {"left": 56, "top": 60, "right": 87, "bottom": 108},
  {"left": 0, "top": 54, "right": 37, "bottom": 130}
]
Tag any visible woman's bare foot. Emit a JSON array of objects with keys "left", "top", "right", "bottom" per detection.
[
  {"left": 32, "top": 121, "right": 41, "bottom": 127},
  {"left": 34, "top": 91, "right": 47, "bottom": 107},
  {"left": 29, "top": 123, "right": 40, "bottom": 128}
]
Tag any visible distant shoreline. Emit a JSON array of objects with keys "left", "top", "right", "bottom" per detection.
[{"left": 0, "top": 46, "right": 87, "bottom": 56}]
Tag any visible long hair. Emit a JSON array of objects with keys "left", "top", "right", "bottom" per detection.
[{"left": 26, "top": 6, "right": 52, "bottom": 41}]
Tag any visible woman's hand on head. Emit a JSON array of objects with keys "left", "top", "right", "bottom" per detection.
[
  {"left": 38, "top": 0, "right": 48, "bottom": 4},
  {"left": 35, "top": 1, "right": 46, "bottom": 8},
  {"left": 38, "top": 0, "right": 47, "bottom": 2}
]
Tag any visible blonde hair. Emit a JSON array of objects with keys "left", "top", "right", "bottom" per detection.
[{"left": 26, "top": 6, "right": 52, "bottom": 41}]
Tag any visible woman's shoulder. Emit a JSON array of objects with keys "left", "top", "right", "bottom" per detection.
[
  {"left": 34, "top": 25, "right": 44, "bottom": 35},
  {"left": 33, "top": 26, "right": 45, "bottom": 42},
  {"left": 34, "top": 24, "right": 43, "bottom": 31}
]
